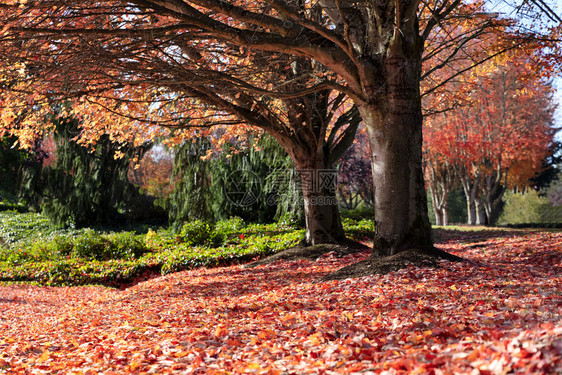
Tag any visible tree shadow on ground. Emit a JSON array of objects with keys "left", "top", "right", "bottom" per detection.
[{"left": 433, "top": 228, "right": 531, "bottom": 244}]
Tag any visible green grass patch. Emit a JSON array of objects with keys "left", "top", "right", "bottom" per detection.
[
  {"left": 0, "top": 212, "right": 375, "bottom": 287},
  {"left": 0, "top": 210, "right": 56, "bottom": 245},
  {"left": 0, "top": 213, "right": 328, "bottom": 287}
]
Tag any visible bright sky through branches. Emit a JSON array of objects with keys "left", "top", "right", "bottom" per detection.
[{"left": 485, "top": 0, "right": 562, "bottom": 142}]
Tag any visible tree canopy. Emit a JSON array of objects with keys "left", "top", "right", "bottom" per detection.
[{"left": 0, "top": 0, "right": 560, "bottom": 266}]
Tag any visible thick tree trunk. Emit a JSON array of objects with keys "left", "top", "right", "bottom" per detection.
[
  {"left": 359, "top": 56, "right": 433, "bottom": 257},
  {"left": 293, "top": 156, "right": 345, "bottom": 245}
]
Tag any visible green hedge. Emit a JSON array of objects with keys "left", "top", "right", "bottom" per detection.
[{"left": 0, "top": 213, "right": 372, "bottom": 287}]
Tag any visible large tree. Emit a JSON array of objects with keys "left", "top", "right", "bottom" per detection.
[{"left": 0, "top": 0, "right": 558, "bottom": 266}]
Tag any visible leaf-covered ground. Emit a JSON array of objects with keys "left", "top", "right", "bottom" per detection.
[{"left": 0, "top": 230, "right": 561, "bottom": 374}]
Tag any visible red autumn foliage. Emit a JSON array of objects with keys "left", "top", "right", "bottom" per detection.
[
  {"left": 0, "top": 230, "right": 560, "bottom": 374},
  {"left": 423, "top": 49, "right": 556, "bottom": 226}
]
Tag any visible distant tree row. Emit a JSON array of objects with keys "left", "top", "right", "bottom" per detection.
[{"left": 423, "top": 50, "right": 558, "bottom": 226}]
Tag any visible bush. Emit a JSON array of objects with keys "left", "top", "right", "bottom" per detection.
[
  {"left": 0, "top": 202, "right": 27, "bottom": 213},
  {"left": 498, "top": 190, "right": 562, "bottom": 225},
  {"left": 0, "top": 211, "right": 55, "bottom": 245},
  {"left": 342, "top": 218, "right": 375, "bottom": 240},
  {"left": 0, "top": 229, "right": 150, "bottom": 264},
  {"left": 0, "top": 216, "right": 362, "bottom": 287},
  {"left": 277, "top": 212, "right": 304, "bottom": 228},
  {"left": 179, "top": 220, "right": 225, "bottom": 247},
  {"left": 45, "top": 234, "right": 74, "bottom": 257},
  {"left": 340, "top": 206, "right": 374, "bottom": 221},
  {"left": 72, "top": 230, "right": 113, "bottom": 260},
  {"left": 105, "top": 232, "right": 149, "bottom": 259},
  {"left": 216, "top": 216, "right": 246, "bottom": 234},
  {"left": 0, "top": 258, "right": 159, "bottom": 287}
]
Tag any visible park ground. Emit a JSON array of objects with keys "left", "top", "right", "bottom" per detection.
[{"left": 0, "top": 228, "right": 561, "bottom": 374}]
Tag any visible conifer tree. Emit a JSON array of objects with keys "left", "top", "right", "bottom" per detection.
[
  {"left": 21, "top": 114, "right": 148, "bottom": 227},
  {"left": 168, "top": 133, "right": 303, "bottom": 229},
  {"left": 168, "top": 136, "right": 216, "bottom": 230},
  {"left": 0, "top": 136, "right": 38, "bottom": 205}
]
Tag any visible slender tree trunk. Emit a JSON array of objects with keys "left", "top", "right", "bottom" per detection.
[
  {"left": 429, "top": 183, "right": 450, "bottom": 226},
  {"left": 293, "top": 155, "right": 345, "bottom": 245},
  {"left": 460, "top": 172, "right": 479, "bottom": 225},
  {"left": 442, "top": 207, "right": 449, "bottom": 226},
  {"left": 467, "top": 198, "right": 476, "bottom": 225},
  {"left": 482, "top": 197, "right": 493, "bottom": 225},
  {"left": 434, "top": 209, "right": 443, "bottom": 226},
  {"left": 430, "top": 187, "right": 443, "bottom": 225},
  {"left": 440, "top": 190, "right": 450, "bottom": 226},
  {"left": 481, "top": 171, "right": 506, "bottom": 225},
  {"left": 475, "top": 197, "right": 487, "bottom": 225},
  {"left": 360, "top": 55, "right": 433, "bottom": 257}
]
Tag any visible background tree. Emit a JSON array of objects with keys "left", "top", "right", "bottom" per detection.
[
  {"left": 424, "top": 52, "right": 556, "bottom": 225},
  {"left": 168, "top": 132, "right": 303, "bottom": 229},
  {"left": 0, "top": 136, "right": 37, "bottom": 205},
  {"left": 530, "top": 141, "right": 562, "bottom": 192},
  {"left": 20, "top": 114, "right": 149, "bottom": 227},
  {"left": 337, "top": 130, "right": 374, "bottom": 210},
  {"left": 128, "top": 146, "right": 175, "bottom": 203},
  {"left": 158, "top": 82, "right": 358, "bottom": 244},
  {"left": 547, "top": 172, "right": 562, "bottom": 207},
  {"left": 424, "top": 160, "right": 457, "bottom": 226},
  {"left": 168, "top": 134, "right": 216, "bottom": 229},
  {"left": 211, "top": 133, "right": 303, "bottom": 225}
]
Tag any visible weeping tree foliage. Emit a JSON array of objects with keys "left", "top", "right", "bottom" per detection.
[
  {"left": 17, "top": 139, "right": 51, "bottom": 211},
  {"left": 168, "top": 136, "right": 216, "bottom": 231},
  {"left": 20, "top": 115, "right": 149, "bottom": 227},
  {"left": 168, "top": 133, "right": 302, "bottom": 230},
  {"left": 0, "top": 136, "right": 40, "bottom": 205},
  {"left": 213, "top": 134, "right": 303, "bottom": 224}
]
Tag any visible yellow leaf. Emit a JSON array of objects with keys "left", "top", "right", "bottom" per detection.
[
  {"left": 308, "top": 333, "right": 323, "bottom": 346},
  {"left": 214, "top": 326, "right": 227, "bottom": 337},
  {"left": 174, "top": 351, "right": 189, "bottom": 358},
  {"left": 37, "top": 351, "right": 50, "bottom": 363},
  {"left": 246, "top": 363, "right": 261, "bottom": 370},
  {"left": 450, "top": 285, "right": 458, "bottom": 291},
  {"left": 129, "top": 359, "right": 142, "bottom": 371}
]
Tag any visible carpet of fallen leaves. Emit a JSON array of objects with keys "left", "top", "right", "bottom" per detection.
[{"left": 0, "top": 230, "right": 561, "bottom": 374}]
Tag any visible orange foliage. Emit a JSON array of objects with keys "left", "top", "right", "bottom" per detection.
[
  {"left": 128, "top": 146, "right": 174, "bottom": 199},
  {"left": 424, "top": 49, "right": 555, "bottom": 190}
]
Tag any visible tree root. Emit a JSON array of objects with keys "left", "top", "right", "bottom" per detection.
[
  {"left": 322, "top": 247, "right": 465, "bottom": 281},
  {"left": 244, "top": 239, "right": 369, "bottom": 268}
]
